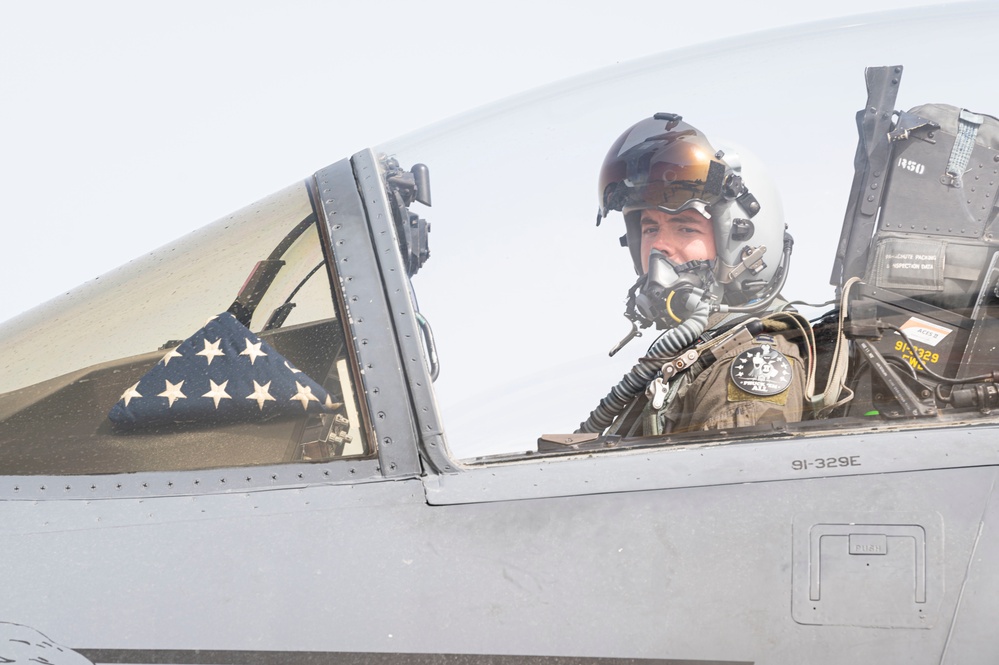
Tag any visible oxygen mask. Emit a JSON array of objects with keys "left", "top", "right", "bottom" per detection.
[
  {"left": 610, "top": 250, "right": 716, "bottom": 356},
  {"left": 634, "top": 250, "right": 715, "bottom": 327}
]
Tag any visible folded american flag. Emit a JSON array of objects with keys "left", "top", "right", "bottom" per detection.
[{"left": 108, "top": 312, "right": 334, "bottom": 430}]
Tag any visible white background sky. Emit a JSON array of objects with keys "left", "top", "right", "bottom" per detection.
[{"left": 0, "top": 0, "right": 946, "bottom": 324}]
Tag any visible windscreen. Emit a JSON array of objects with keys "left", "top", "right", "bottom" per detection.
[
  {"left": 376, "top": 5, "right": 999, "bottom": 459},
  {"left": 0, "top": 182, "right": 368, "bottom": 474}
]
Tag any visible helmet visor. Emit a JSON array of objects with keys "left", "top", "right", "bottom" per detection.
[
  {"left": 627, "top": 139, "right": 727, "bottom": 212},
  {"left": 600, "top": 126, "right": 728, "bottom": 217}
]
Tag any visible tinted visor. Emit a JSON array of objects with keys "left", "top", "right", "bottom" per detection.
[
  {"left": 600, "top": 126, "right": 728, "bottom": 216},
  {"left": 632, "top": 142, "right": 727, "bottom": 211}
]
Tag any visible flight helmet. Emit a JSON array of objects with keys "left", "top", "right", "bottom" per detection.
[{"left": 597, "top": 113, "right": 788, "bottom": 308}]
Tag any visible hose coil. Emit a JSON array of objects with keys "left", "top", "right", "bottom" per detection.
[{"left": 577, "top": 299, "right": 710, "bottom": 433}]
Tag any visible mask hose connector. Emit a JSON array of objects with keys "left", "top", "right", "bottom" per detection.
[{"left": 577, "top": 298, "right": 710, "bottom": 433}]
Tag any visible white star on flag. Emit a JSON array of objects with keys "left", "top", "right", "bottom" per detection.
[
  {"left": 196, "top": 338, "right": 226, "bottom": 365},
  {"left": 202, "top": 380, "right": 232, "bottom": 409},
  {"left": 284, "top": 361, "right": 301, "bottom": 374},
  {"left": 158, "top": 380, "right": 187, "bottom": 407},
  {"left": 120, "top": 382, "right": 142, "bottom": 407},
  {"left": 240, "top": 339, "right": 268, "bottom": 365},
  {"left": 161, "top": 348, "right": 183, "bottom": 366},
  {"left": 290, "top": 381, "right": 319, "bottom": 409},
  {"left": 246, "top": 380, "right": 276, "bottom": 410}
]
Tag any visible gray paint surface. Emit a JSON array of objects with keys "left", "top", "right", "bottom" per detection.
[{"left": 0, "top": 464, "right": 996, "bottom": 662}]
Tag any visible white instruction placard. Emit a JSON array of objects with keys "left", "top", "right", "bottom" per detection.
[{"left": 899, "top": 317, "right": 952, "bottom": 347}]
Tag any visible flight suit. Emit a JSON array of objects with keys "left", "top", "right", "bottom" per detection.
[{"left": 652, "top": 331, "right": 806, "bottom": 435}]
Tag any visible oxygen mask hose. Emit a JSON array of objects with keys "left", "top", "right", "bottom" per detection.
[{"left": 577, "top": 297, "right": 710, "bottom": 434}]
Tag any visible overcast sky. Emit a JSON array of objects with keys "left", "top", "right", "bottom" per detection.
[{"left": 0, "top": 0, "right": 947, "bottom": 324}]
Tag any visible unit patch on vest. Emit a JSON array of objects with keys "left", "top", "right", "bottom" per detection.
[{"left": 728, "top": 336, "right": 793, "bottom": 404}]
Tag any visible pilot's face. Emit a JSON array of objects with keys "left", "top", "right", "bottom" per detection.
[{"left": 639, "top": 208, "right": 716, "bottom": 273}]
